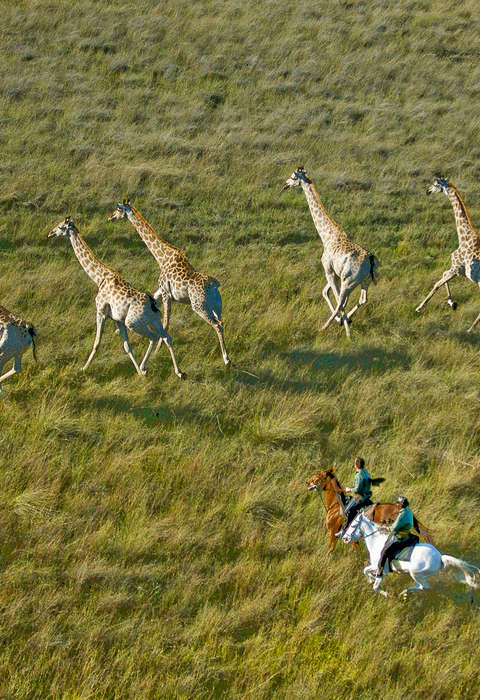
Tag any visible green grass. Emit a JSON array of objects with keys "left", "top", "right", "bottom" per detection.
[{"left": 1, "top": 0, "right": 480, "bottom": 697}]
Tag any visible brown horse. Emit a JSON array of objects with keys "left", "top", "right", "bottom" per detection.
[{"left": 306, "top": 468, "right": 433, "bottom": 553}]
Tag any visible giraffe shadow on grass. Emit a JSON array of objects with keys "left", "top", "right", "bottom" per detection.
[{"left": 234, "top": 345, "right": 411, "bottom": 395}]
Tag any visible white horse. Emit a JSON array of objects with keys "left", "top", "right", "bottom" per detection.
[{"left": 342, "top": 512, "right": 479, "bottom": 598}]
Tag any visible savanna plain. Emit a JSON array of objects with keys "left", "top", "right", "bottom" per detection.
[{"left": 1, "top": 1, "right": 480, "bottom": 698}]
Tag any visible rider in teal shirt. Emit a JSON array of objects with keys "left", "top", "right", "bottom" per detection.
[
  {"left": 376, "top": 497, "right": 419, "bottom": 577},
  {"left": 389, "top": 505, "right": 414, "bottom": 539},
  {"left": 336, "top": 457, "right": 372, "bottom": 537}
]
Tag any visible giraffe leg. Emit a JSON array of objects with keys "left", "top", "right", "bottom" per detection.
[
  {"left": 323, "top": 288, "right": 351, "bottom": 335},
  {"left": 415, "top": 270, "right": 457, "bottom": 313},
  {"left": 193, "top": 306, "right": 230, "bottom": 366},
  {"left": 139, "top": 340, "right": 156, "bottom": 374},
  {"left": 83, "top": 313, "right": 107, "bottom": 371},
  {"left": 154, "top": 296, "right": 172, "bottom": 353},
  {"left": 445, "top": 282, "right": 457, "bottom": 310},
  {"left": 0, "top": 355, "right": 21, "bottom": 386},
  {"left": 346, "top": 285, "right": 368, "bottom": 321},
  {"left": 141, "top": 315, "right": 184, "bottom": 378},
  {"left": 322, "top": 283, "right": 342, "bottom": 322},
  {"left": 468, "top": 310, "right": 480, "bottom": 333},
  {"left": 115, "top": 321, "right": 145, "bottom": 377},
  {"left": 161, "top": 333, "right": 185, "bottom": 378},
  {"left": 323, "top": 272, "right": 343, "bottom": 323}
]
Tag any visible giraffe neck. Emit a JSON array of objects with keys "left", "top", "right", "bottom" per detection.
[
  {"left": 127, "top": 206, "right": 181, "bottom": 265},
  {"left": 301, "top": 181, "right": 343, "bottom": 243},
  {"left": 68, "top": 228, "right": 111, "bottom": 286},
  {"left": 446, "top": 186, "right": 479, "bottom": 244}
]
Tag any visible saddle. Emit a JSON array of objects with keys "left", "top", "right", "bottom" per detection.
[{"left": 386, "top": 533, "right": 420, "bottom": 572}]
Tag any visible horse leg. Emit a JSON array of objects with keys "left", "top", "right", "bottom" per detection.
[
  {"left": 400, "top": 574, "right": 430, "bottom": 598},
  {"left": 327, "top": 528, "right": 337, "bottom": 553}
]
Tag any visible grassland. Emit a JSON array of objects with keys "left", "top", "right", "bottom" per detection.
[{"left": 1, "top": 0, "right": 480, "bottom": 697}]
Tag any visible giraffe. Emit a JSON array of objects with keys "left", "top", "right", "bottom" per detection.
[
  {"left": 48, "top": 217, "right": 184, "bottom": 378},
  {"left": 0, "top": 304, "right": 36, "bottom": 395},
  {"left": 107, "top": 202, "right": 230, "bottom": 366},
  {"left": 282, "top": 167, "right": 379, "bottom": 338},
  {"left": 416, "top": 177, "right": 480, "bottom": 332}
]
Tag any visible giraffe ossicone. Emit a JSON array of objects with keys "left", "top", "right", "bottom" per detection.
[
  {"left": 48, "top": 217, "right": 184, "bottom": 379},
  {"left": 108, "top": 201, "right": 230, "bottom": 366},
  {"left": 282, "top": 166, "right": 379, "bottom": 339}
]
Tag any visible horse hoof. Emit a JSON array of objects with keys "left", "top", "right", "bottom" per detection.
[{"left": 448, "top": 301, "right": 457, "bottom": 310}]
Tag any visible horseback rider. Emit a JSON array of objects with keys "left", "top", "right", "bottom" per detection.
[
  {"left": 374, "top": 497, "right": 420, "bottom": 581},
  {"left": 335, "top": 457, "right": 372, "bottom": 537}
]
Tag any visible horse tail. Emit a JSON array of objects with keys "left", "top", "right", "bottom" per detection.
[
  {"left": 368, "top": 254, "right": 378, "bottom": 284},
  {"left": 441, "top": 555, "right": 480, "bottom": 588},
  {"left": 413, "top": 517, "right": 434, "bottom": 545}
]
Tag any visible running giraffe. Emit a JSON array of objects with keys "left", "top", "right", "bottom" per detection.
[
  {"left": 108, "top": 201, "right": 230, "bottom": 366},
  {"left": 416, "top": 177, "right": 480, "bottom": 332},
  {"left": 0, "top": 304, "right": 36, "bottom": 394},
  {"left": 48, "top": 217, "right": 184, "bottom": 378},
  {"left": 282, "top": 167, "right": 378, "bottom": 338}
]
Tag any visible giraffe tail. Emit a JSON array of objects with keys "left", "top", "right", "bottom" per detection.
[
  {"left": 206, "top": 276, "right": 221, "bottom": 288},
  {"left": 146, "top": 293, "right": 159, "bottom": 313},
  {"left": 28, "top": 326, "right": 37, "bottom": 362},
  {"left": 369, "top": 254, "right": 378, "bottom": 284}
]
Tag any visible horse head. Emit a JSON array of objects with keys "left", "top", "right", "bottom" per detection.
[
  {"left": 342, "top": 512, "right": 375, "bottom": 544},
  {"left": 306, "top": 467, "right": 336, "bottom": 491}
]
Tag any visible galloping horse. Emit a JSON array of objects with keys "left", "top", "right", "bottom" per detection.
[
  {"left": 306, "top": 468, "right": 433, "bottom": 553},
  {"left": 343, "top": 512, "right": 479, "bottom": 597}
]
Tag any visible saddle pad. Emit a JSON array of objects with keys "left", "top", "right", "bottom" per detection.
[{"left": 391, "top": 546, "right": 415, "bottom": 567}]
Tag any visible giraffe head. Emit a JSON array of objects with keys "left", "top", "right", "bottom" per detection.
[
  {"left": 427, "top": 177, "right": 451, "bottom": 196},
  {"left": 47, "top": 216, "right": 77, "bottom": 238},
  {"left": 108, "top": 200, "right": 131, "bottom": 222},
  {"left": 282, "top": 166, "right": 312, "bottom": 191}
]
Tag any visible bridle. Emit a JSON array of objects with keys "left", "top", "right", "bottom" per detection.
[{"left": 344, "top": 514, "right": 382, "bottom": 542}]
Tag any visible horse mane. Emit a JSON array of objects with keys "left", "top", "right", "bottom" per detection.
[
  {"left": 325, "top": 470, "right": 347, "bottom": 507},
  {"left": 326, "top": 469, "right": 343, "bottom": 493}
]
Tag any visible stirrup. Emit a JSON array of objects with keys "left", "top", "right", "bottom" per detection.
[{"left": 334, "top": 529, "right": 344, "bottom": 537}]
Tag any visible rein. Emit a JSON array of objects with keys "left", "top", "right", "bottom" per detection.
[{"left": 347, "top": 517, "right": 386, "bottom": 541}]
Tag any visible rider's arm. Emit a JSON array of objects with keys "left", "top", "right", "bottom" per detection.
[{"left": 389, "top": 509, "right": 414, "bottom": 535}]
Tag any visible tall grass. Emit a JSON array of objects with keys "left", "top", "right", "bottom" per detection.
[{"left": 1, "top": 0, "right": 480, "bottom": 697}]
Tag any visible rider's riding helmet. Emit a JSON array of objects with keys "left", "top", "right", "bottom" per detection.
[{"left": 397, "top": 496, "right": 409, "bottom": 508}]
